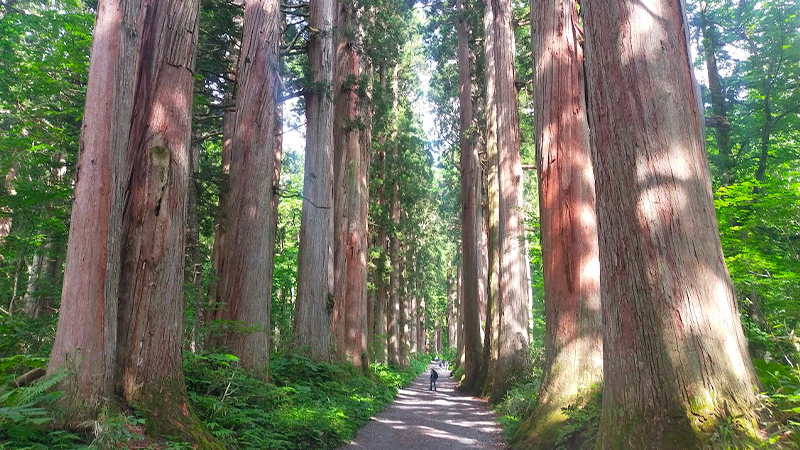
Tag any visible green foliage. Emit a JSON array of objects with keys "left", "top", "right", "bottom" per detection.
[
  {"left": 495, "top": 380, "right": 540, "bottom": 439},
  {"left": 551, "top": 384, "right": 603, "bottom": 450},
  {"left": 495, "top": 346, "right": 544, "bottom": 439},
  {"left": 176, "top": 352, "right": 427, "bottom": 450},
  {"left": 0, "top": 368, "right": 80, "bottom": 449}
]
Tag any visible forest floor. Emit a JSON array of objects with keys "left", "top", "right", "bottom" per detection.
[{"left": 341, "top": 363, "right": 506, "bottom": 449}]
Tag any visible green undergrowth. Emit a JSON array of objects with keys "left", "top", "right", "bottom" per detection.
[
  {"left": 177, "top": 352, "right": 430, "bottom": 450},
  {"left": 0, "top": 350, "right": 429, "bottom": 449},
  {"left": 498, "top": 359, "right": 800, "bottom": 450}
]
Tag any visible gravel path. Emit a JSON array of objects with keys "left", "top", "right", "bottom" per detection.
[{"left": 341, "top": 363, "right": 506, "bottom": 449}]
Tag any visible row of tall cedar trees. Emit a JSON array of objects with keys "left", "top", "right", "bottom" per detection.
[
  {"left": 40, "top": 0, "right": 762, "bottom": 449},
  {"left": 450, "top": 0, "right": 762, "bottom": 449},
  {"left": 44, "top": 0, "right": 418, "bottom": 447}
]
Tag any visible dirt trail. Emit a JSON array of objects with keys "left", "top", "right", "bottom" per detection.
[{"left": 342, "top": 363, "right": 506, "bottom": 449}]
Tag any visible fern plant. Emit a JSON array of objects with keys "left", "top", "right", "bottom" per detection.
[{"left": 0, "top": 368, "right": 67, "bottom": 428}]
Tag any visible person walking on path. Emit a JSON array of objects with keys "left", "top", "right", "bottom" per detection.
[
  {"left": 430, "top": 368, "right": 439, "bottom": 391},
  {"left": 342, "top": 363, "right": 505, "bottom": 449}
]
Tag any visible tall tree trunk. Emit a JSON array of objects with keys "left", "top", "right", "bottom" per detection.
[
  {"left": 513, "top": 0, "right": 602, "bottom": 445},
  {"left": 269, "top": 102, "right": 284, "bottom": 352},
  {"left": 205, "top": 100, "right": 236, "bottom": 336},
  {"left": 456, "top": 261, "right": 464, "bottom": 369},
  {"left": 361, "top": 60, "right": 374, "bottom": 368},
  {"left": 490, "top": 0, "right": 530, "bottom": 403},
  {"left": 115, "top": 2, "right": 220, "bottom": 444},
  {"left": 457, "top": 0, "right": 484, "bottom": 392},
  {"left": 700, "top": 11, "right": 734, "bottom": 184},
  {"left": 583, "top": 0, "right": 761, "bottom": 446},
  {"left": 295, "top": 0, "right": 335, "bottom": 362},
  {"left": 399, "top": 248, "right": 410, "bottom": 367},
  {"left": 208, "top": 0, "right": 280, "bottom": 379},
  {"left": 332, "top": 1, "right": 368, "bottom": 369},
  {"left": 186, "top": 142, "right": 203, "bottom": 352},
  {"left": 419, "top": 295, "right": 427, "bottom": 353},
  {"left": 374, "top": 66, "right": 389, "bottom": 365},
  {"left": 47, "top": 0, "right": 139, "bottom": 416},
  {"left": 446, "top": 272, "right": 456, "bottom": 349},
  {"left": 388, "top": 65, "right": 401, "bottom": 367},
  {"left": 23, "top": 251, "right": 45, "bottom": 317}
]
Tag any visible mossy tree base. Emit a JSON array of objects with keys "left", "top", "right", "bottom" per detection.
[
  {"left": 126, "top": 375, "right": 224, "bottom": 450},
  {"left": 594, "top": 402, "right": 760, "bottom": 450}
]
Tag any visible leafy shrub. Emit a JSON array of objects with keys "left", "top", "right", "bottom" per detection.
[
  {"left": 553, "top": 384, "right": 602, "bottom": 450},
  {"left": 495, "top": 380, "right": 540, "bottom": 438},
  {"left": 0, "top": 368, "right": 82, "bottom": 449},
  {"left": 180, "top": 351, "right": 428, "bottom": 450}
]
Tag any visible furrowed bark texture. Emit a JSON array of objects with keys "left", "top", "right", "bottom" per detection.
[
  {"left": 446, "top": 273, "right": 456, "bottom": 348},
  {"left": 456, "top": 262, "right": 464, "bottom": 368},
  {"left": 374, "top": 67, "right": 389, "bottom": 365},
  {"left": 490, "top": 0, "right": 530, "bottom": 403},
  {"left": 582, "top": 0, "right": 761, "bottom": 447},
  {"left": 295, "top": 0, "right": 335, "bottom": 362},
  {"left": 186, "top": 142, "right": 203, "bottom": 352},
  {"left": 268, "top": 103, "right": 283, "bottom": 353},
  {"left": 388, "top": 65, "right": 401, "bottom": 366},
  {"left": 47, "top": 0, "right": 140, "bottom": 415},
  {"left": 205, "top": 108, "right": 234, "bottom": 333},
  {"left": 332, "top": 2, "right": 368, "bottom": 368},
  {"left": 399, "top": 250, "right": 410, "bottom": 367},
  {"left": 457, "top": 0, "right": 484, "bottom": 392},
  {"left": 360, "top": 58, "right": 373, "bottom": 370},
  {"left": 513, "top": 0, "right": 602, "bottom": 446},
  {"left": 211, "top": 0, "right": 281, "bottom": 379},
  {"left": 116, "top": 1, "right": 218, "bottom": 442},
  {"left": 482, "top": 7, "right": 502, "bottom": 383}
]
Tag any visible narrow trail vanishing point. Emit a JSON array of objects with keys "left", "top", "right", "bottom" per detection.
[{"left": 342, "top": 363, "right": 506, "bottom": 449}]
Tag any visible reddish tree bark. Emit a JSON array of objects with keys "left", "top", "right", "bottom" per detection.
[
  {"left": 332, "top": 1, "right": 368, "bottom": 369},
  {"left": 513, "top": 0, "right": 602, "bottom": 445},
  {"left": 490, "top": 0, "right": 530, "bottom": 403},
  {"left": 582, "top": 0, "right": 761, "bottom": 446},
  {"left": 388, "top": 65, "right": 401, "bottom": 367},
  {"left": 115, "top": 1, "right": 221, "bottom": 443},
  {"left": 360, "top": 60, "right": 374, "bottom": 368},
  {"left": 47, "top": 0, "right": 140, "bottom": 415},
  {"left": 208, "top": 0, "right": 281, "bottom": 379},
  {"left": 295, "top": 0, "right": 335, "bottom": 362},
  {"left": 374, "top": 66, "right": 389, "bottom": 364},
  {"left": 446, "top": 271, "right": 456, "bottom": 349},
  {"left": 457, "top": 0, "right": 484, "bottom": 392}
]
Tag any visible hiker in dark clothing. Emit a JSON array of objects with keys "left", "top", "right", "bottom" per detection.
[{"left": 430, "top": 368, "right": 439, "bottom": 391}]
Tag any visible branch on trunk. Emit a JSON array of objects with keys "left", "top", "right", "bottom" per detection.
[
  {"left": 521, "top": 164, "right": 536, "bottom": 171},
  {"left": 13, "top": 368, "right": 46, "bottom": 387},
  {"left": 282, "top": 26, "right": 308, "bottom": 55},
  {"left": 193, "top": 131, "right": 223, "bottom": 145},
  {"left": 283, "top": 47, "right": 308, "bottom": 57},
  {"left": 704, "top": 115, "right": 731, "bottom": 129},
  {"left": 774, "top": 105, "right": 800, "bottom": 125},
  {"left": 448, "top": 147, "right": 462, "bottom": 171},
  {"left": 278, "top": 189, "right": 331, "bottom": 209},
  {"left": 279, "top": 90, "right": 306, "bottom": 103},
  {"left": 280, "top": 121, "right": 307, "bottom": 135}
]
